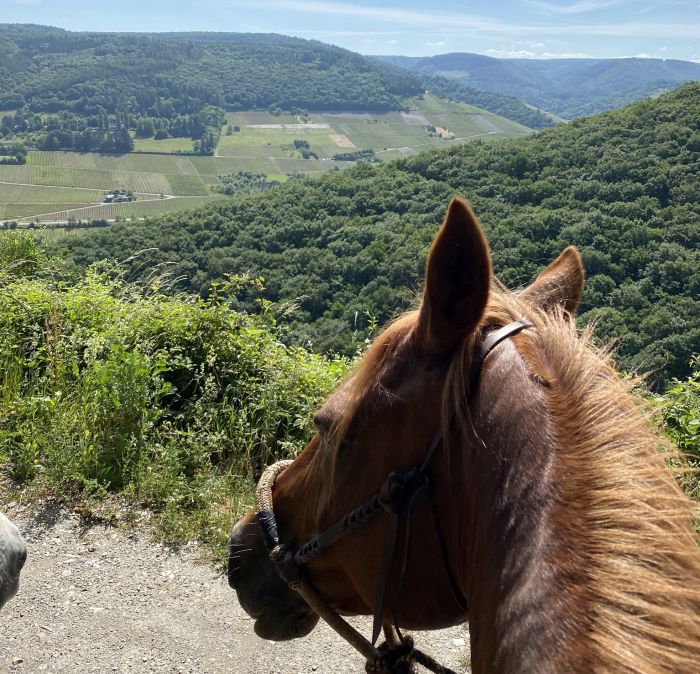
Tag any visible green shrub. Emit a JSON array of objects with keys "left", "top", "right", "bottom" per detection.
[
  {"left": 655, "top": 355, "right": 700, "bottom": 501},
  {"left": 0, "top": 256, "right": 348, "bottom": 555}
]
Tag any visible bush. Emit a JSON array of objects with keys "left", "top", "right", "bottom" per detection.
[
  {"left": 0, "top": 253, "right": 348, "bottom": 555},
  {"left": 655, "top": 355, "right": 700, "bottom": 501}
]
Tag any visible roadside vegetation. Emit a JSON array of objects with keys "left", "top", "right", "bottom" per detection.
[
  {"left": 0, "top": 232, "right": 348, "bottom": 556},
  {"left": 1, "top": 231, "right": 697, "bottom": 562}
]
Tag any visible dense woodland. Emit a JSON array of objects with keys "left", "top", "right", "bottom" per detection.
[
  {"left": 51, "top": 84, "right": 700, "bottom": 388},
  {"left": 378, "top": 52, "right": 700, "bottom": 119},
  {"left": 0, "top": 25, "right": 423, "bottom": 154}
]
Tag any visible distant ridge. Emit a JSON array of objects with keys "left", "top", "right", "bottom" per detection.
[
  {"left": 0, "top": 24, "right": 423, "bottom": 113},
  {"left": 374, "top": 52, "right": 700, "bottom": 119}
]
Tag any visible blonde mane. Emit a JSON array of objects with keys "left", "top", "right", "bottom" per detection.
[
  {"left": 324, "top": 279, "right": 700, "bottom": 671},
  {"left": 447, "top": 287, "right": 700, "bottom": 673}
]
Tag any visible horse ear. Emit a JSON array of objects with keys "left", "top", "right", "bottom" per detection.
[
  {"left": 416, "top": 197, "right": 492, "bottom": 354},
  {"left": 520, "top": 246, "right": 584, "bottom": 315}
]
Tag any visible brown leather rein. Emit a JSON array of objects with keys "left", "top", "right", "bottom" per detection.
[{"left": 255, "top": 320, "right": 533, "bottom": 673}]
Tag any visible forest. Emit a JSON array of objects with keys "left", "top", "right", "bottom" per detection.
[
  {"left": 50, "top": 83, "right": 699, "bottom": 388},
  {"left": 0, "top": 25, "right": 422, "bottom": 153}
]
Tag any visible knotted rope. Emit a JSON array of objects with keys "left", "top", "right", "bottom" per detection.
[{"left": 255, "top": 461, "right": 460, "bottom": 674}]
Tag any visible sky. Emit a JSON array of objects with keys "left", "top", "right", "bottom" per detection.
[{"left": 2, "top": 0, "right": 699, "bottom": 61}]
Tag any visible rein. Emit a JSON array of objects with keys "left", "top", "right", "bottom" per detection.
[{"left": 255, "top": 320, "right": 533, "bottom": 673}]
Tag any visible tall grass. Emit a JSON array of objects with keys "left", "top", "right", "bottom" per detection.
[{"left": 0, "top": 233, "right": 348, "bottom": 557}]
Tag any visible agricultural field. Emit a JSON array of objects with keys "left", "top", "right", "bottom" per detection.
[{"left": 0, "top": 95, "right": 531, "bottom": 224}]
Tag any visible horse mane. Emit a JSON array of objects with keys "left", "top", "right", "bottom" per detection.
[
  {"left": 447, "top": 286, "right": 700, "bottom": 673},
  {"left": 327, "top": 311, "right": 418, "bottom": 453},
  {"left": 326, "top": 281, "right": 700, "bottom": 670}
]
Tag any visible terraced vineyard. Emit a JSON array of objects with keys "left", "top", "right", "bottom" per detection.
[{"left": 0, "top": 94, "right": 532, "bottom": 224}]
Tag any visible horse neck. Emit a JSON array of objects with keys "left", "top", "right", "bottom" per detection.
[
  {"left": 448, "top": 333, "right": 700, "bottom": 674},
  {"left": 449, "top": 340, "right": 588, "bottom": 674}
]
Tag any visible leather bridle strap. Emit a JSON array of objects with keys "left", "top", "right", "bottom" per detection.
[{"left": 480, "top": 319, "right": 532, "bottom": 362}]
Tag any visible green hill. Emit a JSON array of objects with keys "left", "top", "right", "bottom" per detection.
[
  {"left": 49, "top": 83, "right": 700, "bottom": 387},
  {"left": 0, "top": 25, "right": 422, "bottom": 113},
  {"left": 376, "top": 52, "right": 700, "bottom": 119},
  {"left": 0, "top": 25, "right": 423, "bottom": 154}
]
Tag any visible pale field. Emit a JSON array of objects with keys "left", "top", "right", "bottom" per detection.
[{"left": 1, "top": 96, "right": 531, "bottom": 223}]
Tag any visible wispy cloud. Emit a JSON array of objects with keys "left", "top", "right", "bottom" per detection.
[
  {"left": 225, "top": 1, "right": 700, "bottom": 39},
  {"left": 526, "top": 0, "right": 629, "bottom": 14},
  {"left": 487, "top": 48, "right": 591, "bottom": 59},
  {"left": 426, "top": 40, "right": 446, "bottom": 47},
  {"left": 487, "top": 49, "right": 536, "bottom": 58},
  {"left": 541, "top": 50, "right": 591, "bottom": 57},
  {"left": 640, "top": 1, "right": 689, "bottom": 13}
]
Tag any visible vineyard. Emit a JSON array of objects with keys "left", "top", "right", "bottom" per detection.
[{"left": 0, "top": 96, "right": 532, "bottom": 223}]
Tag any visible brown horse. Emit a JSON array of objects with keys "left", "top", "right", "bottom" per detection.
[{"left": 229, "top": 197, "right": 700, "bottom": 673}]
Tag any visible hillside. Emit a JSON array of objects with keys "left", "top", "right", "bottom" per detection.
[
  {"left": 0, "top": 25, "right": 422, "bottom": 153},
  {"left": 0, "top": 94, "right": 531, "bottom": 224},
  {"left": 48, "top": 83, "right": 700, "bottom": 387},
  {"left": 0, "top": 25, "right": 421, "bottom": 112},
  {"left": 421, "top": 75, "right": 557, "bottom": 129},
  {"left": 376, "top": 52, "right": 700, "bottom": 119}
]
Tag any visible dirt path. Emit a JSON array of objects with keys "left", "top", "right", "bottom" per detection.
[{"left": 0, "top": 506, "right": 470, "bottom": 673}]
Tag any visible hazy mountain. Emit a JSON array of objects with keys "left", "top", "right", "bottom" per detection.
[{"left": 374, "top": 53, "right": 700, "bottom": 119}]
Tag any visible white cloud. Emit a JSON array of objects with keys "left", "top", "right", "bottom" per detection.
[
  {"left": 426, "top": 40, "right": 446, "bottom": 47},
  {"left": 387, "top": 39, "right": 399, "bottom": 45},
  {"left": 635, "top": 52, "right": 653, "bottom": 58},
  {"left": 526, "top": 0, "right": 629, "bottom": 14},
  {"left": 541, "top": 50, "right": 591, "bottom": 57},
  {"left": 487, "top": 49, "right": 536, "bottom": 58}
]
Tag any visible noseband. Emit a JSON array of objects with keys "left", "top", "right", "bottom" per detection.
[{"left": 254, "top": 320, "right": 532, "bottom": 673}]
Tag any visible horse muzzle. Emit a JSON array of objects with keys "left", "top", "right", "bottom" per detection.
[{"left": 228, "top": 512, "right": 319, "bottom": 640}]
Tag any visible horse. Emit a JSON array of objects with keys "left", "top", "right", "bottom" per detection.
[
  {"left": 0, "top": 510, "right": 27, "bottom": 610},
  {"left": 228, "top": 197, "right": 700, "bottom": 673}
]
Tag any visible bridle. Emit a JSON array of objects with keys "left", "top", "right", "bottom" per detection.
[{"left": 254, "top": 320, "right": 533, "bottom": 673}]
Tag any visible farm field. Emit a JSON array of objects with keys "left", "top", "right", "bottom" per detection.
[{"left": 0, "top": 95, "right": 531, "bottom": 224}]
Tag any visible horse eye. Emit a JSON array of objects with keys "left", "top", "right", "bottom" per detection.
[{"left": 337, "top": 439, "right": 353, "bottom": 453}]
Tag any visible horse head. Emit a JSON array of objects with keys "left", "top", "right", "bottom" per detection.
[
  {"left": 228, "top": 197, "right": 700, "bottom": 672},
  {"left": 0, "top": 511, "right": 27, "bottom": 610}
]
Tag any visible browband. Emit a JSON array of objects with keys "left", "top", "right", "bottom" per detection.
[{"left": 480, "top": 319, "right": 533, "bottom": 362}]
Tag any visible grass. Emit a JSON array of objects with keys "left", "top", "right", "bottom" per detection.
[
  {"left": 132, "top": 137, "right": 195, "bottom": 153},
  {"left": 164, "top": 175, "right": 209, "bottom": 197},
  {"left": 0, "top": 235, "right": 350, "bottom": 556},
  {"left": 1, "top": 97, "right": 532, "bottom": 225},
  {"left": 1, "top": 203, "right": 89, "bottom": 220},
  {"left": 0, "top": 183, "right": 106, "bottom": 204},
  {"left": 22, "top": 196, "right": 226, "bottom": 224}
]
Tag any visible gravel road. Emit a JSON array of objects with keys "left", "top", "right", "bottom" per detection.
[{"left": 0, "top": 504, "right": 470, "bottom": 673}]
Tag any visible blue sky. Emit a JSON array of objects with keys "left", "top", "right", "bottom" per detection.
[{"left": 2, "top": 0, "right": 699, "bottom": 61}]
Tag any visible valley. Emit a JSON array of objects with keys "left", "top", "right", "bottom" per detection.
[{"left": 0, "top": 95, "right": 530, "bottom": 224}]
